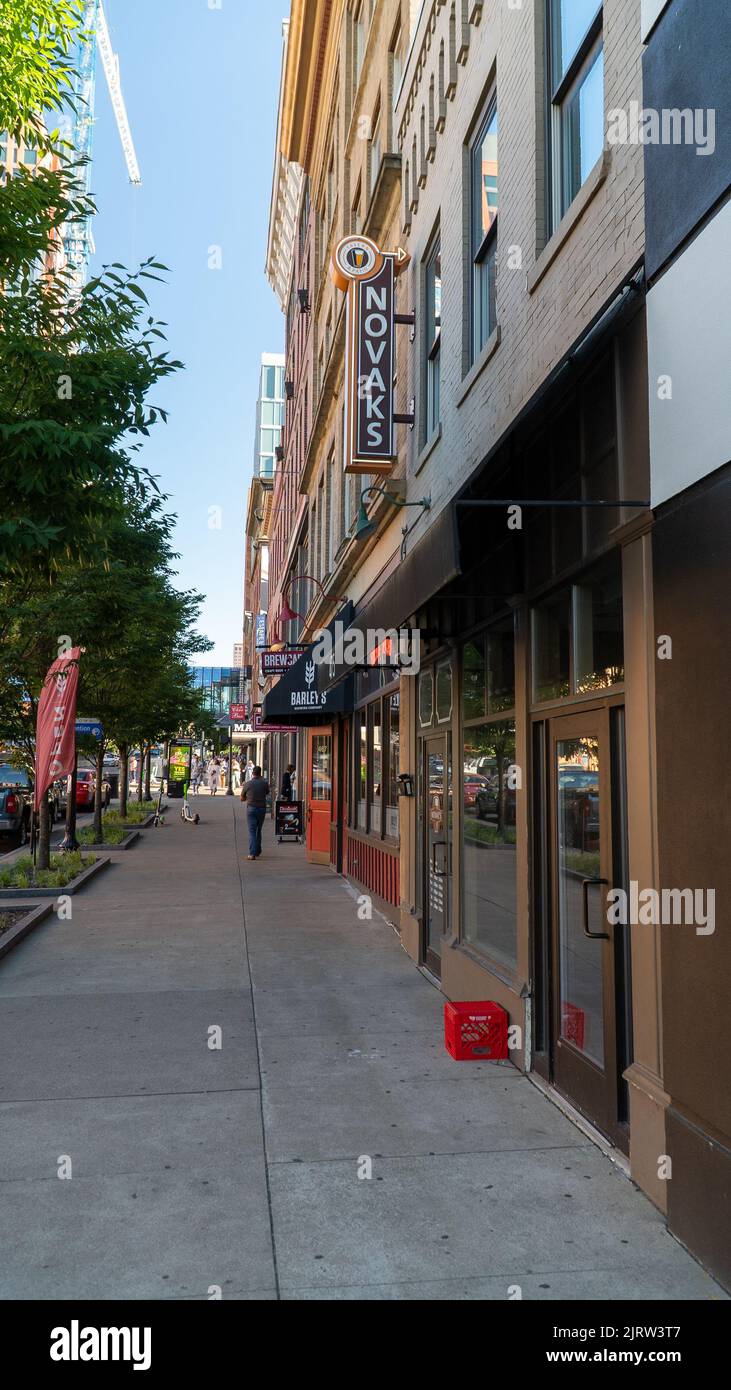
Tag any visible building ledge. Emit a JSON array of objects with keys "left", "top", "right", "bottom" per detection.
[
  {"left": 527, "top": 149, "right": 611, "bottom": 296},
  {"left": 414, "top": 422, "right": 442, "bottom": 476},
  {"left": 364, "top": 153, "right": 402, "bottom": 245},
  {"left": 457, "top": 323, "right": 501, "bottom": 407}
]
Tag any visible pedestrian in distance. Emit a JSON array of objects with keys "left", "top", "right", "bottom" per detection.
[
  {"left": 191, "top": 756, "right": 203, "bottom": 795},
  {"left": 207, "top": 759, "right": 220, "bottom": 796},
  {"left": 281, "top": 764, "right": 296, "bottom": 803},
  {"left": 241, "top": 765, "right": 270, "bottom": 861}
]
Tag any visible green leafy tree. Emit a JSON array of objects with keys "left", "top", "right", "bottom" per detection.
[{"left": 0, "top": 0, "right": 84, "bottom": 148}]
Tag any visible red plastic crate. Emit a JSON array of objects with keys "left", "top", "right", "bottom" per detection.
[
  {"left": 444, "top": 1000, "right": 509, "bottom": 1061},
  {"left": 561, "top": 1001, "right": 586, "bottom": 1050}
]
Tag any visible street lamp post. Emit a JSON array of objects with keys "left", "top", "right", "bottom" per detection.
[{"left": 226, "top": 735, "right": 234, "bottom": 796}]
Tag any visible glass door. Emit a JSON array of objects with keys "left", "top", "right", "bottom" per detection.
[
  {"left": 549, "top": 708, "right": 624, "bottom": 1143},
  {"left": 423, "top": 734, "right": 449, "bottom": 977}
]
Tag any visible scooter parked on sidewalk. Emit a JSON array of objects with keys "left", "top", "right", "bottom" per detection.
[{"left": 180, "top": 782, "right": 200, "bottom": 826}]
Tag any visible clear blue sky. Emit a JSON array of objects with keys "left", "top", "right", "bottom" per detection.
[{"left": 90, "top": 0, "right": 285, "bottom": 666}]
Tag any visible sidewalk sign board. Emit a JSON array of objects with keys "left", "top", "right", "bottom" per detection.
[{"left": 275, "top": 799, "right": 302, "bottom": 843}]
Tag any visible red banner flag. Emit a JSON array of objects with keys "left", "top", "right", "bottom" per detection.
[{"left": 34, "top": 649, "right": 82, "bottom": 811}]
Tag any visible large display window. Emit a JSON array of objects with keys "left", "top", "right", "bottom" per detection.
[{"left": 461, "top": 618, "right": 518, "bottom": 970}]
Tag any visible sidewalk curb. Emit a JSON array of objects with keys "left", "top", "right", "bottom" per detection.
[
  {"left": 0, "top": 855, "right": 112, "bottom": 899},
  {"left": 0, "top": 902, "right": 54, "bottom": 959}
]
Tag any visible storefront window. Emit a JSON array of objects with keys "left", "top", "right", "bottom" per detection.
[
  {"left": 462, "top": 719, "right": 517, "bottom": 969},
  {"left": 436, "top": 661, "right": 453, "bottom": 723},
  {"left": 369, "top": 702, "right": 382, "bottom": 833},
  {"left": 572, "top": 554, "right": 624, "bottom": 693},
  {"left": 532, "top": 554, "right": 624, "bottom": 702},
  {"left": 357, "top": 711, "right": 367, "bottom": 828},
  {"left": 462, "top": 640, "right": 486, "bottom": 720},
  {"left": 532, "top": 591, "right": 571, "bottom": 702},
  {"left": 487, "top": 618, "right": 515, "bottom": 712},
  {"left": 386, "top": 694, "right": 400, "bottom": 838},
  {"left": 419, "top": 671, "right": 434, "bottom": 728}
]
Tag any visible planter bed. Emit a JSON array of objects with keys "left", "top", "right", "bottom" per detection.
[
  {"left": 0, "top": 903, "right": 54, "bottom": 959},
  {"left": 113, "top": 805, "right": 166, "bottom": 831},
  {"left": 78, "top": 830, "right": 140, "bottom": 852},
  {"left": 0, "top": 854, "right": 111, "bottom": 899}
]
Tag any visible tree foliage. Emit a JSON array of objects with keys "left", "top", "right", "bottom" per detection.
[{"left": 0, "top": 0, "right": 85, "bottom": 148}]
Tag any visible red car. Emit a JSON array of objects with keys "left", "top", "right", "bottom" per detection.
[
  {"left": 74, "top": 770, "right": 111, "bottom": 810},
  {"left": 463, "top": 774, "right": 490, "bottom": 808}
]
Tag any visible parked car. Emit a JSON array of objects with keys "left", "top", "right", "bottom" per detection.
[
  {"left": 0, "top": 765, "right": 33, "bottom": 846},
  {"left": 102, "top": 755, "right": 120, "bottom": 800},
  {"left": 68, "top": 769, "right": 111, "bottom": 813},
  {"left": 0, "top": 766, "right": 64, "bottom": 846},
  {"left": 558, "top": 766, "right": 599, "bottom": 851},
  {"left": 475, "top": 776, "right": 517, "bottom": 827},
  {"left": 463, "top": 774, "right": 491, "bottom": 808}
]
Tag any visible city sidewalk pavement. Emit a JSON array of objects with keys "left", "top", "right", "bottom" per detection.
[{"left": 0, "top": 796, "right": 724, "bottom": 1301}]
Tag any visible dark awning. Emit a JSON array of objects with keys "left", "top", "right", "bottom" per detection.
[
  {"left": 320, "top": 502, "right": 461, "bottom": 691},
  {"left": 262, "top": 605, "right": 356, "bottom": 726}
]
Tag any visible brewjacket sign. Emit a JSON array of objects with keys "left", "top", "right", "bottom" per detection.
[{"left": 332, "top": 235, "right": 408, "bottom": 476}]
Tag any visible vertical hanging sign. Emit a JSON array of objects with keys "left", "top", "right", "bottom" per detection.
[{"left": 332, "top": 236, "right": 409, "bottom": 476}]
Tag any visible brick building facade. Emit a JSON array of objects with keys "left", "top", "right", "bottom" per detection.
[{"left": 254, "top": 0, "right": 730, "bottom": 1287}]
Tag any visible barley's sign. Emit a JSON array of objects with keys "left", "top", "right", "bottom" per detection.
[{"left": 332, "top": 235, "right": 409, "bottom": 476}]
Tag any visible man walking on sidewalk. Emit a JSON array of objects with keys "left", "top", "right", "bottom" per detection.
[{"left": 241, "top": 766, "right": 270, "bottom": 861}]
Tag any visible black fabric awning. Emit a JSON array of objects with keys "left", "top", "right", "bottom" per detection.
[
  {"left": 262, "top": 605, "right": 356, "bottom": 727},
  {"left": 320, "top": 502, "right": 461, "bottom": 692}
]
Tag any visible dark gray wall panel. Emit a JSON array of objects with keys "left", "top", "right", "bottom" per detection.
[{"left": 643, "top": 0, "right": 731, "bottom": 280}]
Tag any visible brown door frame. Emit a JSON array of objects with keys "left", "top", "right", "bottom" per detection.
[
  {"left": 422, "top": 731, "right": 449, "bottom": 978},
  {"left": 547, "top": 705, "right": 626, "bottom": 1148}
]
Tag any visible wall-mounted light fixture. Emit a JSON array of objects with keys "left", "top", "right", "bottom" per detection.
[
  {"left": 297, "top": 288, "right": 310, "bottom": 314},
  {"left": 355, "top": 487, "right": 431, "bottom": 542},
  {"left": 398, "top": 773, "right": 415, "bottom": 798},
  {"left": 285, "top": 379, "right": 295, "bottom": 400}
]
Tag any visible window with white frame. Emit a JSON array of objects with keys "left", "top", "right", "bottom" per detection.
[
  {"left": 547, "top": 0, "right": 604, "bottom": 230},
  {"left": 471, "top": 97, "right": 498, "bottom": 359}
]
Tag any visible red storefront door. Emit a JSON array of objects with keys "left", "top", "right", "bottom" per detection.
[{"left": 306, "top": 727, "right": 332, "bottom": 864}]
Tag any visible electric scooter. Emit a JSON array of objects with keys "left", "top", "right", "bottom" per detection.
[{"left": 180, "top": 781, "right": 200, "bottom": 826}]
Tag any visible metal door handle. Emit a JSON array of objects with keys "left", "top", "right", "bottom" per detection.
[
  {"left": 582, "top": 878, "right": 610, "bottom": 940},
  {"left": 431, "top": 839, "right": 447, "bottom": 878}
]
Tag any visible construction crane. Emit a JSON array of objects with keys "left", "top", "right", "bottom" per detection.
[{"left": 64, "top": 0, "right": 142, "bottom": 290}]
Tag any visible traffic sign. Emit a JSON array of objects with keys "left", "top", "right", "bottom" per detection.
[{"left": 76, "top": 721, "right": 103, "bottom": 740}]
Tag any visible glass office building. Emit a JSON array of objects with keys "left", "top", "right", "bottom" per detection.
[
  {"left": 189, "top": 668, "right": 242, "bottom": 718},
  {"left": 255, "top": 353, "right": 285, "bottom": 480}
]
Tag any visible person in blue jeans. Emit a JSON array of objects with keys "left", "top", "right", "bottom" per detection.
[{"left": 240, "top": 766, "right": 270, "bottom": 860}]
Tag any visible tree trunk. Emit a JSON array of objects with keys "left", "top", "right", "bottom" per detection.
[
  {"left": 144, "top": 745, "right": 152, "bottom": 802},
  {"left": 119, "top": 744, "right": 128, "bottom": 821},
  {"left": 137, "top": 744, "right": 145, "bottom": 803},
  {"left": 62, "top": 753, "right": 80, "bottom": 852},
  {"left": 93, "top": 742, "right": 105, "bottom": 842},
  {"left": 37, "top": 796, "right": 51, "bottom": 871}
]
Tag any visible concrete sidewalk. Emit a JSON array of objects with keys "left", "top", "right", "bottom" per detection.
[{"left": 0, "top": 797, "right": 724, "bottom": 1301}]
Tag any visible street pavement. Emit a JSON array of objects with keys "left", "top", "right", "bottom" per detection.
[{"left": 0, "top": 795, "right": 725, "bottom": 1301}]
